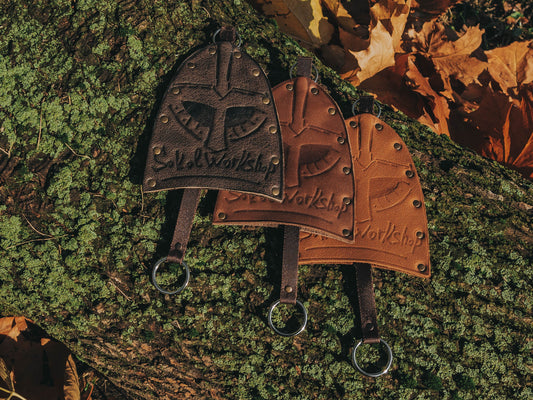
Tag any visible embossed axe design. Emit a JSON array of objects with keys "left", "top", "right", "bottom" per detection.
[
  {"left": 214, "top": 58, "right": 354, "bottom": 335},
  {"left": 143, "top": 27, "right": 283, "bottom": 294},
  {"left": 299, "top": 97, "right": 431, "bottom": 376}
]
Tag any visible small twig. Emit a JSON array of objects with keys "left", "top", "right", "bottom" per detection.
[
  {"left": 0, "top": 141, "right": 14, "bottom": 157},
  {"left": 5, "top": 235, "right": 68, "bottom": 250},
  {"left": 22, "top": 214, "right": 53, "bottom": 238},
  {"left": 36, "top": 107, "right": 43, "bottom": 151},
  {"left": 109, "top": 279, "right": 132, "bottom": 300},
  {"left": 64, "top": 142, "right": 90, "bottom": 159},
  {"left": 140, "top": 185, "right": 145, "bottom": 213}
]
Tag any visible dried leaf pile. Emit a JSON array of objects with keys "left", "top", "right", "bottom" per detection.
[{"left": 252, "top": 0, "right": 533, "bottom": 180}]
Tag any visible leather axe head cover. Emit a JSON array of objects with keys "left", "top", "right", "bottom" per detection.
[
  {"left": 299, "top": 113, "right": 431, "bottom": 277},
  {"left": 214, "top": 60, "right": 355, "bottom": 241},
  {"left": 143, "top": 28, "right": 283, "bottom": 201}
]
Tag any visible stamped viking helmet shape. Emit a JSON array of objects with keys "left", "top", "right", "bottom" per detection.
[
  {"left": 299, "top": 109, "right": 431, "bottom": 277},
  {"left": 214, "top": 58, "right": 354, "bottom": 241},
  {"left": 143, "top": 27, "right": 283, "bottom": 200}
]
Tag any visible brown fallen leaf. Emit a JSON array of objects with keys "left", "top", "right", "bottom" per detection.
[
  {"left": 0, "top": 317, "right": 80, "bottom": 400},
  {"left": 360, "top": 52, "right": 451, "bottom": 135},
  {"left": 339, "top": 0, "right": 412, "bottom": 85},
  {"left": 486, "top": 40, "right": 533, "bottom": 96},
  {"left": 251, "top": 0, "right": 334, "bottom": 47}
]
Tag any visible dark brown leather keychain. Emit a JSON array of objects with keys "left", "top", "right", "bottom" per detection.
[
  {"left": 143, "top": 26, "right": 283, "bottom": 294},
  {"left": 299, "top": 96, "right": 431, "bottom": 376},
  {"left": 214, "top": 57, "right": 355, "bottom": 335}
]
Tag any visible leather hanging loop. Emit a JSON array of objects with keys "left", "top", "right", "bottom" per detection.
[
  {"left": 167, "top": 189, "right": 202, "bottom": 264},
  {"left": 218, "top": 26, "right": 237, "bottom": 44},
  {"left": 280, "top": 225, "right": 300, "bottom": 304},
  {"left": 354, "top": 263, "right": 380, "bottom": 344},
  {"left": 143, "top": 26, "right": 285, "bottom": 294}
]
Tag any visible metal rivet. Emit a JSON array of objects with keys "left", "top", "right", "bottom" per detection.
[
  {"left": 234, "top": 50, "right": 242, "bottom": 59},
  {"left": 343, "top": 197, "right": 352, "bottom": 205},
  {"left": 365, "top": 322, "right": 375, "bottom": 331},
  {"left": 218, "top": 212, "right": 227, "bottom": 220},
  {"left": 394, "top": 143, "right": 402, "bottom": 150},
  {"left": 209, "top": 47, "right": 216, "bottom": 55},
  {"left": 285, "top": 286, "right": 293, "bottom": 293},
  {"left": 262, "top": 97, "right": 270, "bottom": 105},
  {"left": 417, "top": 264, "right": 427, "bottom": 273},
  {"left": 343, "top": 167, "right": 351, "bottom": 175},
  {"left": 286, "top": 83, "right": 293, "bottom": 91},
  {"left": 337, "top": 137, "right": 345, "bottom": 144},
  {"left": 160, "top": 115, "right": 169, "bottom": 124},
  {"left": 252, "top": 69, "right": 260, "bottom": 77},
  {"left": 187, "top": 62, "right": 196, "bottom": 69},
  {"left": 269, "top": 126, "right": 278, "bottom": 134},
  {"left": 172, "top": 87, "right": 180, "bottom": 95},
  {"left": 146, "top": 178, "right": 156, "bottom": 188},
  {"left": 350, "top": 121, "right": 358, "bottom": 128},
  {"left": 413, "top": 200, "right": 422, "bottom": 208},
  {"left": 342, "top": 229, "right": 352, "bottom": 237},
  {"left": 328, "top": 108, "right": 336, "bottom": 115},
  {"left": 376, "top": 123, "right": 383, "bottom": 131},
  {"left": 271, "top": 156, "right": 280, "bottom": 165},
  {"left": 272, "top": 186, "right": 280, "bottom": 196},
  {"left": 153, "top": 147, "right": 162, "bottom": 155},
  {"left": 416, "top": 231, "right": 425, "bottom": 239},
  {"left": 311, "top": 87, "right": 319, "bottom": 95},
  {"left": 406, "top": 170, "right": 415, "bottom": 178}
]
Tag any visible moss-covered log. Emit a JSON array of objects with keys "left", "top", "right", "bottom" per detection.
[{"left": 0, "top": 1, "right": 532, "bottom": 399}]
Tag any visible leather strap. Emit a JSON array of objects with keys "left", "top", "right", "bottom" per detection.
[
  {"left": 219, "top": 26, "right": 237, "bottom": 43},
  {"left": 358, "top": 96, "right": 375, "bottom": 114},
  {"left": 354, "top": 263, "right": 380, "bottom": 344},
  {"left": 167, "top": 188, "right": 202, "bottom": 263},
  {"left": 280, "top": 225, "right": 300, "bottom": 304},
  {"left": 296, "top": 57, "right": 313, "bottom": 77}
]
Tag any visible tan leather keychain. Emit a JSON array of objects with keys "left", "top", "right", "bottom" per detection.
[
  {"left": 299, "top": 96, "right": 431, "bottom": 376},
  {"left": 143, "top": 26, "right": 283, "bottom": 294},
  {"left": 214, "top": 57, "right": 355, "bottom": 335}
]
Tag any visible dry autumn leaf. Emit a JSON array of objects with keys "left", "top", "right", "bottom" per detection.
[
  {"left": 252, "top": 0, "right": 533, "bottom": 179},
  {"left": 251, "top": 0, "right": 334, "bottom": 47},
  {"left": 0, "top": 317, "right": 80, "bottom": 400}
]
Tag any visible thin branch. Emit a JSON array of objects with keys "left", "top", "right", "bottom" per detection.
[
  {"left": 64, "top": 142, "right": 90, "bottom": 159},
  {"left": 22, "top": 214, "right": 53, "bottom": 238}
]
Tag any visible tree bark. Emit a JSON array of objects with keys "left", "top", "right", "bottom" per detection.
[{"left": 0, "top": 1, "right": 531, "bottom": 399}]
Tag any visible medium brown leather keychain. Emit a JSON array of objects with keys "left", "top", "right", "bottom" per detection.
[
  {"left": 214, "top": 57, "right": 355, "bottom": 335},
  {"left": 143, "top": 26, "right": 284, "bottom": 294},
  {"left": 299, "top": 96, "right": 431, "bottom": 376}
]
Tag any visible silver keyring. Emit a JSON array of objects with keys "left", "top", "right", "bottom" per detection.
[
  {"left": 352, "top": 339, "right": 393, "bottom": 377},
  {"left": 212, "top": 28, "right": 242, "bottom": 47},
  {"left": 268, "top": 300, "right": 308, "bottom": 337},
  {"left": 152, "top": 256, "right": 190, "bottom": 295},
  {"left": 289, "top": 62, "right": 319, "bottom": 82},
  {"left": 351, "top": 100, "right": 382, "bottom": 118}
]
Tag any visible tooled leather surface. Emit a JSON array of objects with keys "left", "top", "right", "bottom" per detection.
[
  {"left": 214, "top": 76, "right": 355, "bottom": 241},
  {"left": 143, "top": 41, "right": 283, "bottom": 201},
  {"left": 299, "top": 114, "right": 431, "bottom": 278}
]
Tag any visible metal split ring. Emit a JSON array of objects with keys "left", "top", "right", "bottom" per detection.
[
  {"left": 351, "top": 100, "right": 382, "bottom": 118},
  {"left": 268, "top": 300, "right": 308, "bottom": 337},
  {"left": 289, "top": 62, "right": 319, "bottom": 82},
  {"left": 352, "top": 339, "right": 393, "bottom": 377},
  {"left": 152, "top": 256, "right": 190, "bottom": 295},
  {"left": 212, "top": 28, "right": 242, "bottom": 47}
]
